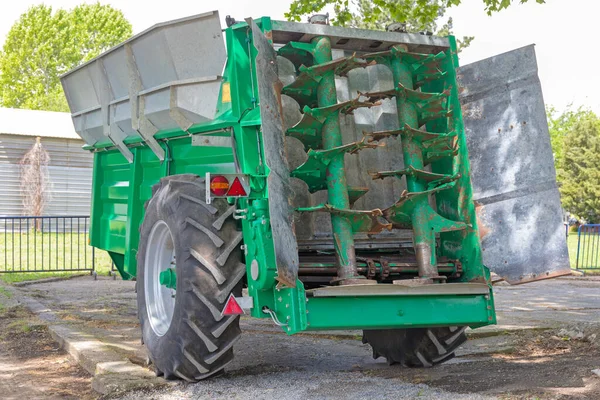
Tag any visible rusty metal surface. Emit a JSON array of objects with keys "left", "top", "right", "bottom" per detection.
[
  {"left": 271, "top": 20, "right": 449, "bottom": 54},
  {"left": 281, "top": 51, "right": 410, "bottom": 245},
  {"left": 249, "top": 19, "right": 299, "bottom": 287},
  {"left": 458, "top": 45, "right": 570, "bottom": 284}
]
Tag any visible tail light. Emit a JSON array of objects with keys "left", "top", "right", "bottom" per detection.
[{"left": 206, "top": 173, "right": 250, "bottom": 204}]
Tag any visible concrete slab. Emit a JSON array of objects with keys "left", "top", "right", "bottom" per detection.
[{"left": 13, "top": 285, "right": 168, "bottom": 396}]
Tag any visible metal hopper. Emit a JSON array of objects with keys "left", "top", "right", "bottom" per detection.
[{"left": 60, "top": 11, "right": 226, "bottom": 162}]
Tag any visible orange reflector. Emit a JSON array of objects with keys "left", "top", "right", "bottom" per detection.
[
  {"left": 222, "top": 294, "right": 244, "bottom": 316},
  {"left": 210, "top": 175, "right": 229, "bottom": 196},
  {"left": 227, "top": 177, "right": 247, "bottom": 196}
]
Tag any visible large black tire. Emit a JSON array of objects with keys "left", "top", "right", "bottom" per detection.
[
  {"left": 363, "top": 326, "right": 467, "bottom": 367},
  {"left": 137, "top": 174, "right": 245, "bottom": 381}
]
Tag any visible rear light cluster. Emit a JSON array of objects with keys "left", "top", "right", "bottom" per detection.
[
  {"left": 209, "top": 175, "right": 230, "bottom": 196},
  {"left": 206, "top": 173, "right": 250, "bottom": 204}
]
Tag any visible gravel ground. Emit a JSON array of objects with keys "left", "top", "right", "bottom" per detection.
[
  {"left": 119, "top": 371, "right": 495, "bottom": 400},
  {"left": 13, "top": 276, "right": 600, "bottom": 399}
]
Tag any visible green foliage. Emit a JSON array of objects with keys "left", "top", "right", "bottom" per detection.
[
  {"left": 554, "top": 109, "right": 600, "bottom": 223},
  {"left": 0, "top": 3, "right": 132, "bottom": 112},
  {"left": 348, "top": 0, "right": 473, "bottom": 51},
  {"left": 547, "top": 105, "right": 586, "bottom": 171},
  {"left": 286, "top": 0, "right": 544, "bottom": 47}
]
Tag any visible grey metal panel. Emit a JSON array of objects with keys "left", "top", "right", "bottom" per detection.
[
  {"left": 249, "top": 18, "right": 300, "bottom": 288},
  {"left": 0, "top": 134, "right": 93, "bottom": 216},
  {"left": 271, "top": 20, "right": 449, "bottom": 54},
  {"left": 0, "top": 164, "right": 22, "bottom": 215},
  {"left": 61, "top": 11, "right": 226, "bottom": 161},
  {"left": 458, "top": 45, "right": 571, "bottom": 284},
  {"left": 45, "top": 166, "right": 93, "bottom": 216}
]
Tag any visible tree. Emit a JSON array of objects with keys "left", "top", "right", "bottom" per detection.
[
  {"left": 0, "top": 3, "right": 132, "bottom": 112},
  {"left": 348, "top": 0, "right": 474, "bottom": 51},
  {"left": 555, "top": 110, "right": 600, "bottom": 223},
  {"left": 286, "top": 0, "right": 546, "bottom": 27},
  {"left": 286, "top": 0, "right": 543, "bottom": 50},
  {"left": 547, "top": 105, "right": 586, "bottom": 171},
  {"left": 20, "top": 137, "right": 51, "bottom": 225}
]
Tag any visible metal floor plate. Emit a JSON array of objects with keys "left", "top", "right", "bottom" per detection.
[{"left": 308, "top": 282, "right": 490, "bottom": 297}]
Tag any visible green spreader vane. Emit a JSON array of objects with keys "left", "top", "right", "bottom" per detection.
[
  {"left": 366, "top": 124, "right": 457, "bottom": 143},
  {"left": 282, "top": 56, "right": 375, "bottom": 106},
  {"left": 291, "top": 136, "right": 382, "bottom": 192},
  {"left": 287, "top": 97, "right": 379, "bottom": 150},
  {"left": 370, "top": 165, "right": 460, "bottom": 188},
  {"left": 295, "top": 203, "right": 392, "bottom": 234},
  {"left": 277, "top": 41, "right": 316, "bottom": 70},
  {"left": 362, "top": 48, "right": 446, "bottom": 71},
  {"left": 424, "top": 143, "right": 459, "bottom": 164},
  {"left": 360, "top": 83, "right": 450, "bottom": 109},
  {"left": 415, "top": 70, "right": 447, "bottom": 88},
  {"left": 382, "top": 182, "right": 468, "bottom": 232}
]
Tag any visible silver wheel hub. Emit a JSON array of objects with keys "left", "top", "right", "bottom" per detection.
[{"left": 145, "top": 220, "right": 176, "bottom": 336}]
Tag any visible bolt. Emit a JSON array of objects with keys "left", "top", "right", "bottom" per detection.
[{"left": 308, "top": 13, "right": 329, "bottom": 25}]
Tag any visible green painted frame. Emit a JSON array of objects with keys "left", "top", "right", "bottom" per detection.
[{"left": 85, "top": 17, "right": 496, "bottom": 335}]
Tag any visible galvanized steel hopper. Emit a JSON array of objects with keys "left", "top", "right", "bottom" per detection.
[{"left": 61, "top": 11, "right": 225, "bottom": 162}]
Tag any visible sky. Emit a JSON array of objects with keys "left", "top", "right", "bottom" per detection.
[{"left": 0, "top": 0, "right": 598, "bottom": 114}]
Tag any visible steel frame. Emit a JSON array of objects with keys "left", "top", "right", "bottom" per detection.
[{"left": 83, "top": 16, "right": 496, "bottom": 334}]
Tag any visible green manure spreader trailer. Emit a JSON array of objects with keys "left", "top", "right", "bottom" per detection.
[{"left": 61, "top": 11, "right": 570, "bottom": 380}]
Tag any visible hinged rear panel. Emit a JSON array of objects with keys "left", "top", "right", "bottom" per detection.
[{"left": 459, "top": 45, "right": 570, "bottom": 284}]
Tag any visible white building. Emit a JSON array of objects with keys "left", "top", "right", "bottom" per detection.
[{"left": 0, "top": 107, "right": 93, "bottom": 216}]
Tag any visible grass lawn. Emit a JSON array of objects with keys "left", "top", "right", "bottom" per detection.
[
  {"left": 0, "top": 232, "right": 113, "bottom": 284},
  {"left": 567, "top": 232, "right": 599, "bottom": 274},
  {"left": 567, "top": 232, "right": 579, "bottom": 267},
  {"left": 0, "top": 230, "right": 596, "bottom": 284}
]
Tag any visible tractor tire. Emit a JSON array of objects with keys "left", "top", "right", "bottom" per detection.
[
  {"left": 137, "top": 174, "right": 245, "bottom": 381},
  {"left": 362, "top": 326, "right": 467, "bottom": 367}
]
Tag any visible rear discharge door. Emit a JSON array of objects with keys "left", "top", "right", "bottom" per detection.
[{"left": 458, "top": 45, "right": 570, "bottom": 284}]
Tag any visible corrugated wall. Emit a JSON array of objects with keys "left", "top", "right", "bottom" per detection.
[{"left": 0, "top": 134, "right": 93, "bottom": 216}]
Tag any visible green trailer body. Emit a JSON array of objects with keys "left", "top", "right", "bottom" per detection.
[{"left": 60, "top": 11, "right": 569, "bottom": 378}]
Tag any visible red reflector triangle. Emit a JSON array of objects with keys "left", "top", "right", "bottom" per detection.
[
  {"left": 222, "top": 294, "right": 244, "bottom": 316},
  {"left": 227, "top": 177, "right": 247, "bottom": 196}
]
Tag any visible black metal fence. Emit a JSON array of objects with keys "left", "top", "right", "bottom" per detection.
[
  {"left": 0, "top": 215, "right": 96, "bottom": 274},
  {"left": 575, "top": 224, "right": 600, "bottom": 272}
]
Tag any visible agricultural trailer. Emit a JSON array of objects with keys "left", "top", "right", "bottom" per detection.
[{"left": 60, "top": 11, "right": 570, "bottom": 380}]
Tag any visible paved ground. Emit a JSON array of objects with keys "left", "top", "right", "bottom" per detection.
[
  {"left": 0, "top": 286, "right": 94, "bottom": 400},
  {"left": 5, "top": 276, "right": 600, "bottom": 399}
]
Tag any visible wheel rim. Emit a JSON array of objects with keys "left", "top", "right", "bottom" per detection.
[{"left": 145, "top": 220, "right": 176, "bottom": 337}]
